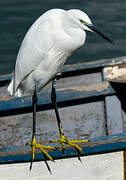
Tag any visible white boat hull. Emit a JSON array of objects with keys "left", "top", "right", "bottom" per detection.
[{"left": 0, "top": 151, "right": 123, "bottom": 180}]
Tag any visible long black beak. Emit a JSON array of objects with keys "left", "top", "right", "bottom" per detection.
[{"left": 86, "top": 24, "right": 114, "bottom": 44}]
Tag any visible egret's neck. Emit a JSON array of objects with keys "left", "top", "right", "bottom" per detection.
[
  {"left": 60, "top": 13, "right": 86, "bottom": 53},
  {"left": 50, "top": 11, "right": 86, "bottom": 56}
]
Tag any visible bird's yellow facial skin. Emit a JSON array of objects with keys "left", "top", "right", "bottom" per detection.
[{"left": 80, "top": 19, "right": 88, "bottom": 25}]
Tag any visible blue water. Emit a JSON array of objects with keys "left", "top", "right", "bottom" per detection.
[{"left": 0, "top": 0, "right": 126, "bottom": 75}]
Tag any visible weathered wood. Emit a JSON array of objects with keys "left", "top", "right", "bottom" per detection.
[
  {"left": 0, "top": 133, "right": 126, "bottom": 163},
  {"left": 124, "top": 151, "right": 126, "bottom": 179},
  {"left": 105, "top": 96, "right": 123, "bottom": 135},
  {"left": 0, "top": 82, "right": 115, "bottom": 117},
  {"left": 0, "top": 151, "right": 123, "bottom": 180},
  {"left": 1, "top": 56, "right": 126, "bottom": 85},
  {"left": 0, "top": 71, "right": 108, "bottom": 148},
  {"left": 1, "top": 57, "right": 126, "bottom": 157},
  {"left": 103, "top": 61, "right": 126, "bottom": 83},
  {"left": 0, "top": 102, "right": 105, "bottom": 148}
]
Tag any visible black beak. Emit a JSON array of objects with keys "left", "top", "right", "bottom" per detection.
[{"left": 86, "top": 24, "right": 114, "bottom": 45}]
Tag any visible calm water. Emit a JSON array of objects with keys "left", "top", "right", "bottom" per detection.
[{"left": 0, "top": 0, "right": 126, "bottom": 75}]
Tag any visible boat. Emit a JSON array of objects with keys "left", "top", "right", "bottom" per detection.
[{"left": 0, "top": 56, "right": 126, "bottom": 179}]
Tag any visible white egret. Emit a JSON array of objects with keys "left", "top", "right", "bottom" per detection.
[{"left": 8, "top": 9, "right": 113, "bottom": 167}]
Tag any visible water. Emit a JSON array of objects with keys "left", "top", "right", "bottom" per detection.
[{"left": 0, "top": 0, "right": 126, "bottom": 75}]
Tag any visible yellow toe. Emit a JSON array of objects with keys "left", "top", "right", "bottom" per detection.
[
  {"left": 26, "top": 136, "right": 56, "bottom": 161},
  {"left": 50, "top": 135, "right": 88, "bottom": 152}
]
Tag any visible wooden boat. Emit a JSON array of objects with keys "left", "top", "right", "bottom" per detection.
[
  {"left": 0, "top": 56, "right": 126, "bottom": 179},
  {"left": 0, "top": 134, "right": 126, "bottom": 180}
]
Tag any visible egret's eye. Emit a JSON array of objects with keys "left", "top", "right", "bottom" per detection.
[{"left": 80, "top": 19, "right": 88, "bottom": 25}]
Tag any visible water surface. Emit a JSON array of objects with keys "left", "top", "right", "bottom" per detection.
[{"left": 0, "top": 0, "right": 126, "bottom": 74}]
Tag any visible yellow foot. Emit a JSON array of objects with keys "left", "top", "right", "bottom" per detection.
[
  {"left": 50, "top": 135, "right": 88, "bottom": 152},
  {"left": 26, "top": 136, "right": 56, "bottom": 161}
]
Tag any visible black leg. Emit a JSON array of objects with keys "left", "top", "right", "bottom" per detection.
[
  {"left": 30, "top": 87, "right": 38, "bottom": 171},
  {"left": 50, "top": 78, "right": 88, "bottom": 153},
  {"left": 26, "top": 86, "right": 55, "bottom": 171},
  {"left": 32, "top": 87, "right": 38, "bottom": 139},
  {"left": 51, "top": 79, "right": 64, "bottom": 137}
]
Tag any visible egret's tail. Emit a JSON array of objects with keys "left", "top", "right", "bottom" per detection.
[
  {"left": 8, "top": 79, "right": 22, "bottom": 97},
  {"left": 8, "top": 79, "right": 14, "bottom": 96}
]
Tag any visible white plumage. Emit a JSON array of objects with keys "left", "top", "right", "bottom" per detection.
[
  {"left": 7, "top": 8, "right": 113, "bottom": 164},
  {"left": 8, "top": 8, "right": 112, "bottom": 97}
]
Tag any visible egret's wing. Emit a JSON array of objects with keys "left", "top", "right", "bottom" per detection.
[{"left": 14, "top": 15, "right": 53, "bottom": 92}]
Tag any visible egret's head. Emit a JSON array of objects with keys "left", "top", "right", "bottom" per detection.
[
  {"left": 67, "top": 9, "right": 113, "bottom": 44},
  {"left": 67, "top": 9, "right": 93, "bottom": 31}
]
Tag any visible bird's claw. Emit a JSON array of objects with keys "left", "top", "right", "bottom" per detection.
[
  {"left": 50, "top": 135, "right": 88, "bottom": 152},
  {"left": 26, "top": 136, "right": 56, "bottom": 162}
]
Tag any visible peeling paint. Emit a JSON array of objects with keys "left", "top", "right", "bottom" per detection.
[
  {"left": 58, "top": 82, "right": 109, "bottom": 92},
  {"left": 0, "top": 96, "right": 13, "bottom": 101},
  {"left": 104, "top": 63, "right": 126, "bottom": 83}
]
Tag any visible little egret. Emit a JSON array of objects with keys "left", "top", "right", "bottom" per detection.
[{"left": 8, "top": 9, "right": 113, "bottom": 167}]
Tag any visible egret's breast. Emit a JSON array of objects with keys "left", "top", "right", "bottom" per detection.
[
  {"left": 49, "top": 12, "right": 85, "bottom": 55},
  {"left": 52, "top": 24, "right": 86, "bottom": 54},
  {"left": 67, "top": 29, "right": 86, "bottom": 53}
]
